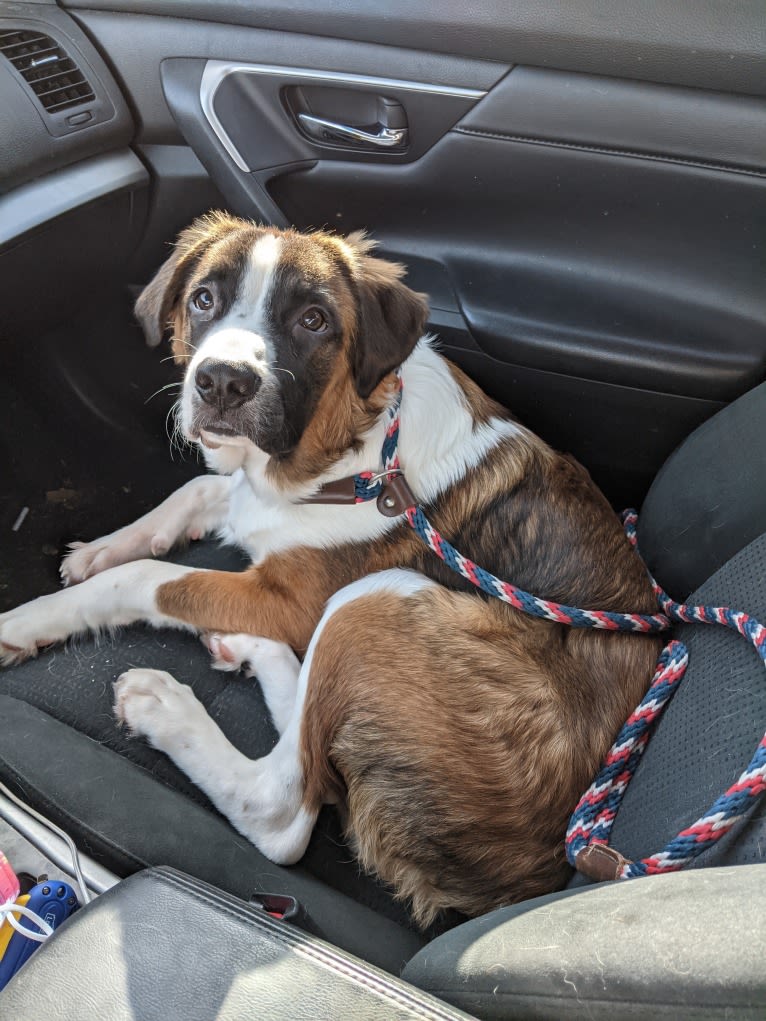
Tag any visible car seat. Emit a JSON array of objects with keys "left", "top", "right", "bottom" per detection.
[{"left": 0, "top": 381, "right": 763, "bottom": 1017}]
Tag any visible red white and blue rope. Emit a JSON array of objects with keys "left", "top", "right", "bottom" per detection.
[
  {"left": 353, "top": 371, "right": 766, "bottom": 878},
  {"left": 354, "top": 394, "right": 401, "bottom": 503},
  {"left": 566, "top": 513, "right": 766, "bottom": 876},
  {"left": 404, "top": 505, "right": 671, "bottom": 632}
]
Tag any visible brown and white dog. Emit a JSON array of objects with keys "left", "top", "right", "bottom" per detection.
[{"left": 0, "top": 213, "right": 662, "bottom": 924}]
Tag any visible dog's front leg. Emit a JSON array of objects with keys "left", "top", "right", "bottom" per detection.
[
  {"left": 1, "top": 549, "right": 343, "bottom": 664},
  {"left": 0, "top": 561, "right": 199, "bottom": 664},
  {"left": 61, "top": 474, "right": 231, "bottom": 585},
  {"left": 113, "top": 666, "right": 315, "bottom": 863}
]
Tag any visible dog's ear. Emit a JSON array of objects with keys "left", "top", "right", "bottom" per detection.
[
  {"left": 348, "top": 235, "right": 429, "bottom": 398},
  {"left": 135, "top": 211, "right": 244, "bottom": 355},
  {"left": 134, "top": 247, "right": 188, "bottom": 349}
]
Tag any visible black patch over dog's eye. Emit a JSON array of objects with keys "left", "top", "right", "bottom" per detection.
[
  {"left": 298, "top": 307, "right": 328, "bottom": 333},
  {"left": 191, "top": 288, "right": 215, "bottom": 313}
]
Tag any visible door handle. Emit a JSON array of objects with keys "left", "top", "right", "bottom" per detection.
[{"left": 296, "top": 112, "right": 408, "bottom": 150}]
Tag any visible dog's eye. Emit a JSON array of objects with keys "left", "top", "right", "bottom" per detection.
[
  {"left": 298, "top": 307, "right": 327, "bottom": 333},
  {"left": 191, "top": 288, "right": 215, "bottom": 313}
]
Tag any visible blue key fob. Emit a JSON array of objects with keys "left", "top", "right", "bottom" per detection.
[{"left": 0, "top": 880, "right": 79, "bottom": 990}]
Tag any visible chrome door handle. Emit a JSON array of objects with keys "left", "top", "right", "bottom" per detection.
[{"left": 296, "top": 112, "right": 408, "bottom": 149}]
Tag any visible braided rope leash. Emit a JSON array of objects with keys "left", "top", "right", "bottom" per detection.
[
  {"left": 353, "top": 371, "right": 766, "bottom": 880},
  {"left": 353, "top": 382, "right": 402, "bottom": 503},
  {"left": 405, "top": 506, "right": 671, "bottom": 632}
]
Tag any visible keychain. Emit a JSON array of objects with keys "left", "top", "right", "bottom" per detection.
[{"left": 0, "top": 852, "right": 79, "bottom": 990}]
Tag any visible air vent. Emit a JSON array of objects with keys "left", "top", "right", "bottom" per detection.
[{"left": 0, "top": 29, "right": 95, "bottom": 114}]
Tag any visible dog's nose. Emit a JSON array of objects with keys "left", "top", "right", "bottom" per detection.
[{"left": 194, "top": 359, "right": 260, "bottom": 409}]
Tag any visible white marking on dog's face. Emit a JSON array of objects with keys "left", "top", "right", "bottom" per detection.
[
  {"left": 242, "top": 232, "right": 282, "bottom": 311},
  {"left": 179, "top": 234, "right": 283, "bottom": 457}
]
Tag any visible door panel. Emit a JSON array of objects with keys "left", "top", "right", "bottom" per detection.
[
  {"left": 154, "top": 53, "right": 765, "bottom": 502},
  {"left": 273, "top": 137, "right": 764, "bottom": 400},
  {"left": 66, "top": 6, "right": 766, "bottom": 505}
]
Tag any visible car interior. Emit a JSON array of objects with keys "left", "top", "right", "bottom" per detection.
[{"left": 0, "top": 0, "right": 764, "bottom": 1017}]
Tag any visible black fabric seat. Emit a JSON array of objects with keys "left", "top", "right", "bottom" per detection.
[
  {"left": 607, "top": 379, "right": 766, "bottom": 875},
  {"left": 0, "top": 382, "right": 764, "bottom": 999}
]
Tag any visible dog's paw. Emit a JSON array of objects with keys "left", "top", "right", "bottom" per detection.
[
  {"left": 203, "top": 632, "right": 293, "bottom": 676},
  {"left": 0, "top": 633, "right": 37, "bottom": 668},
  {"left": 114, "top": 668, "right": 206, "bottom": 749},
  {"left": 61, "top": 529, "right": 161, "bottom": 586},
  {"left": 203, "top": 632, "right": 254, "bottom": 672},
  {"left": 0, "top": 601, "right": 59, "bottom": 666}
]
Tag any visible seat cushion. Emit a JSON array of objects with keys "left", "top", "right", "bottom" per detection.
[{"left": 403, "top": 864, "right": 766, "bottom": 1020}]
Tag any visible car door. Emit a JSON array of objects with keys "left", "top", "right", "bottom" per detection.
[{"left": 56, "top": 0, "right": 766, "bottom": 504}]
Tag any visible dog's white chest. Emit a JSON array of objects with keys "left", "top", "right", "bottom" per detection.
[
  {"left": 220, "top": 466, "right": 401, "bottom": 565},
  {"left": 220, "top": 468, "right": 275, "bottom": 561}
]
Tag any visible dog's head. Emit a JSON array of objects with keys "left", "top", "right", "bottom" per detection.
[{"left": 135, "top": 213, "right": 428, "bottom": 465}]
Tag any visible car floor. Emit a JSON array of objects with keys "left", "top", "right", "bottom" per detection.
[{"left": 0, "top": 289, "right": 200, "bottom": 612}]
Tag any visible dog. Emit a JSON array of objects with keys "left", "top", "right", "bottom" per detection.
[{"left": 0, "top": 213, "right": 662, "bottom": 924}]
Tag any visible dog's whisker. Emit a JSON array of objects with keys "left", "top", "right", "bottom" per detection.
[
  {"left": 164, "top": 398, "right": 192, "bottom": 462},
  {"left": 271, "top": 367, "right": 296, "bottom": 382},
  {"left": 164, "top": 402, "right": 176, "bottom": 461},
  {"left": 144, "top": 382, "right": 183, "bottom": 404},
  {"left": 171, "top": 338, "right": 196, "bottom": 355}
]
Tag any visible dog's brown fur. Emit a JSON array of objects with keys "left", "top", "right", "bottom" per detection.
[{"left": 302, "top": 590, "right": 658, "bottom": 924}]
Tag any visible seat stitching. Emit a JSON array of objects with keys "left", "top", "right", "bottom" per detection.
[{"left": 154, "top": 871, "right": 460, "bottom": 1020}]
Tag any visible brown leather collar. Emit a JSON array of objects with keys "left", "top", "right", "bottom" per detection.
[{"left": 299, "top": 471, "right": 417, "bottom": 518}]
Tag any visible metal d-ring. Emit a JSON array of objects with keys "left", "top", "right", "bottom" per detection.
[{"left": 365, "top": 468, "right": 402, "bottom": 488}]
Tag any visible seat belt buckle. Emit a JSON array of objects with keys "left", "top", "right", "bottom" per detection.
[
  {"left": 249, "top": 892, "right": 303, "bottom": 923},
  {"left": 249, "top": 891, "right": 322, "bottom": 936}
]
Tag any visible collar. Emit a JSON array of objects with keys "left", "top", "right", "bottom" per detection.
[{"left": 299, "top": 370, "right": 416, "bottom": 518}]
